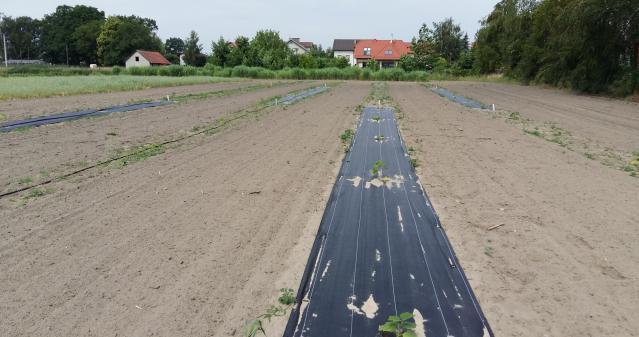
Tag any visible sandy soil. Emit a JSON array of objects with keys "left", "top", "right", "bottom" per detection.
[
  {"left": 0, "top": 81, "right": 313, "bottom": 193},
  {"left": 437, "top": 81, "right": 639, "bottom": 153},
  {"left": 0, "top": 81, "right": 369, "bottom": 337},
  {"left": 390, "top": 82, "right": 639, "bottom": 337},
  {"left": 0, "top": 79, "right": 272, "bottom": 120}
]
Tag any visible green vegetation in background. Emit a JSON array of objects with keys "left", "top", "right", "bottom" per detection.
[
  {"left": 0, "top": 75, "right": 234, "bottom": 99},
  {"left": 474, "top": 0, "right": 639, "bottom": 96}
]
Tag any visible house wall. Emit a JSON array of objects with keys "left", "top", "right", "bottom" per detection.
[
  {"left": 287, "top": 41, "right": 307, "bottom": 55},
  {"left": 334, "top": 51, "right": 356, "bottom": 66},
  {"left": 125, "top": 52, "right": 151, "bottom": 68}
]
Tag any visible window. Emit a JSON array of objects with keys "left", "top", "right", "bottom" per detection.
[
  {"left": 135, "top": 56, "right": 140, "bottom": 62},
  {"left": 363, "top": 47, "right": 371, "bottom": 56},
  {"left": 384, "top": 50, "right": 393, "bottom": 55}
]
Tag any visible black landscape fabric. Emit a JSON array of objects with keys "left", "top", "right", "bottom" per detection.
[
  {"left": 0, "top": 100, "right": 173, "bottom": 132},
  {"left": 431, "top": 87, "right": 487, "bottom": 110},
  {"left": 284, "top": 107, "right": 493, "bottom": 337}
]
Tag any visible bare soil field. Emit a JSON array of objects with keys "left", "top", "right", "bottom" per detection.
[
  {"left": 0, "top": 79, "right": 272, "bottom": 120},
  {"left": 2, "top": 79, "right": 637, "bottom": 337},
  {"left": 437, "top": 81, "right": 639, "bottom": 153},
  {"left": 0, "top": 81, "right": 312, "bottom": 194},
  {"left": 391, "top": 82, "right": 639, "bottom": 336},
  {"left": 0, "top": 81, "right": 369, "bottom": 337}
]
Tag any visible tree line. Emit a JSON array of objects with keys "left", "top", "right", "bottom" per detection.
[
  {"left": 473, "top": 0, "right": 639, "bottom": 95},
  {"left": 0, "top": 6, "right": 163, "bottom": 66},
  {"left": 2, "top": 2, "right": 637, "bottom": 95}
]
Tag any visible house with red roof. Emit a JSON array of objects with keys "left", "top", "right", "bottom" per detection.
[
  {"left": 125, "top": 50, "right": 171, "bottom": 68},
  {"left": 353, "top": 39, "right": 412, "bottom": 68}
]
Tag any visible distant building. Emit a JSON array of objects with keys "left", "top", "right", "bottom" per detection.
[
  {"left": 125, "top": 50, "right": 171, "bottom": 68},
  {"left": 332, "top": 39, "right": 358, "bottom": 66},
  {"left": 353, "top": 39, "right": 411, "bottom": 68},
  {"left": 287, "top": 38, "right": 314, "bottom": 55}
]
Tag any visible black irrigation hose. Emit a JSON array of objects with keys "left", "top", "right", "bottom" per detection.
[{"left": 0, "top": 85, "right": 330, "bottom": 200}]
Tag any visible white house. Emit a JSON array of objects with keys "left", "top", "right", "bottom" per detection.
[
  {"left": 332, "top": 39, "right": 358, "bottom": 66},
  {"left": 125, "top": 50, "right": 171, "bottom": 68},
  {"left": 287, "top": 38, "right": 314, "bottom": 55}
]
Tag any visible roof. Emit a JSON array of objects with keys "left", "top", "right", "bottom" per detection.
[
  {"left": 137, "top": 50, "right": 171, "bottom": 65},
  {"left": 353, "top": 39, "right": 412, "bottom": 61},
  {"left": 287, "top": 38, "right": 314, "bottom": 52},
  {"left": 332, "top": 39, "right": 358, "bottom": 51}
]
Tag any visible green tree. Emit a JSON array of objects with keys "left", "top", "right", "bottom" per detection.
[
  {"left": 247, "top": 30, "right": 290, "bottom": 69},
  {"left": 410, "top": 24, "right": 439, "bottom": 71},
  {"left": 431, "top": 18, "right": 466, "bottom": 63},
  {"left": 299, "top": 53, "right": 318, "bottom": 69},
  {"left": 96, "top": 15, "right": 163, "bottom": 66},
  {"left": 210, "top": 36, "right": 230, "bottom": 66},
  {"left": 164, "top": 37, "right": 185, "bottom": 64},
  {"left": 0, "top": 15, "right": 41, "bottom": 60},
  {"left": 183, "top": 30, "right": 205, "bottom": 66},
  {"left": 72, "top": 20, "right": 102, "bottom": 64},
  {"left": 227, "top": 35, "right": 249, "bottom": 67},
  {"left": 474, "top": 0, "right": 638, "bottom": 94},
  {"left": 40, "top": 5, "right": 105, "bottom": 64},
  {"left": 330, "top": 56, "right": 350, "bottom": 68}
]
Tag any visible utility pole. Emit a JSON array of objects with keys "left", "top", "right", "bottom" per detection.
[
  {"left": 2, "top": 33, "right": 7, "bottom": 68},
  {"left": 65, "top": 43, "right": 69, "bottom": 66}
]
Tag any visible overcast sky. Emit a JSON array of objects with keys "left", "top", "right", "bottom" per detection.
[{"left": 4, "top": 0, "right": 498, "bottom": 52}]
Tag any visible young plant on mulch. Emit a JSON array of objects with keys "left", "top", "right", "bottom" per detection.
[{"left": 379, "top": 312, "right": 417, "bottom": 337}]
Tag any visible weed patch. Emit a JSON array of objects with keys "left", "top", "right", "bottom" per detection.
[
  {"left": 18, "top": 177, "right": 33, "bottom": 185},
  {"left": 340, "top": 129, "right": 355, "bottom": 152},
  {"left": 21, "top": 187, "right": 55, "bottom": 204},
  {"left": 244, "top": 288, "right": 295, "bottom": 337},
  {"left": 110, "top": 143, "right": 166, "bottom": 168}
]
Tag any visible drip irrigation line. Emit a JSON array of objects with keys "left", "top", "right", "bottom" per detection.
[{"left": 0, "top": 86, "right": 329, "bottom": 200}]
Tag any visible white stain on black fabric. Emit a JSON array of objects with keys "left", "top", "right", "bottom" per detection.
[{"left": 347, "top": 294, "right": 379, "bottom": 319}]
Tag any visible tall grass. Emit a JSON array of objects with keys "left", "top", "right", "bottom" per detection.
[{"left": 0, "top": 75, "right": 233, "bottom": 99}]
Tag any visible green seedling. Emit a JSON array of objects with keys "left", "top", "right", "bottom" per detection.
[
  {"left": 374, "top": 135, "right": 385, "bottom": 141},
  {"left": 410, "top": 158, "right": 419, "bottom": 168},
  {"left": 372, "top": 115, "right": 381, "bottom": 122},
  {"left": 244, "top": 288, "right": 296, "bottom": 337},
  {"left": 484, "top": 246, "right": 495, "bottom": 257},
  {"left": 379, "top": 312, "right": 417, "bottom": 337},
  {"left": 524, "top": 129, "right": 542, "bottom": 137},
  {"left": 371, "top": 160, "right": 385, "bottom": 177}
]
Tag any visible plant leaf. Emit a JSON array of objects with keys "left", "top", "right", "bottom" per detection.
[
  {"left": 379, "top": 322, "right": 397, "bottom": 332},
  {"left": 399, "top": 312, "right": 414, "bottom": 320}
]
